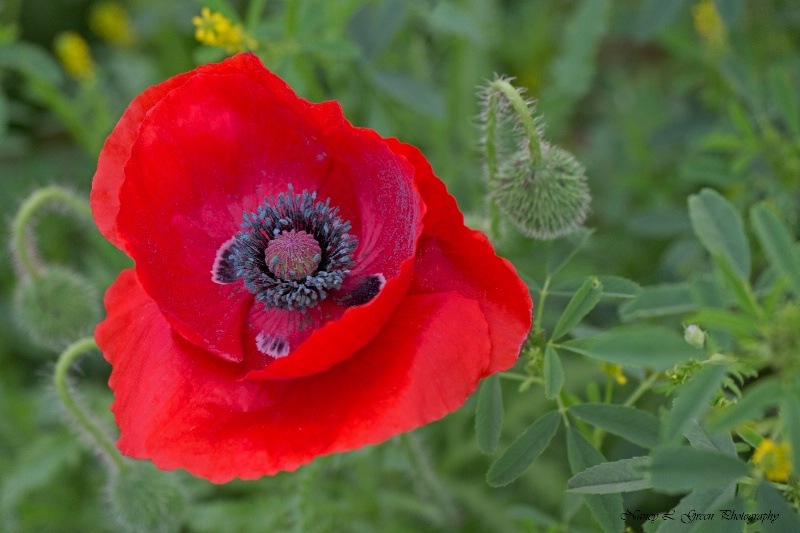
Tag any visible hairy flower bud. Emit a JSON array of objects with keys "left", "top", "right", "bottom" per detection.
[
  {"left": 492, "top": 142, "right": 590, "bottom": 240},
  {"left": 13, "top": 267, "right": 101, "bottom": 350},
  {"left": 479, "top": 76, "right": 591, "bottom": 240},
  {"left": 106, "top": 462, "right": 187, "bottom": 533}
]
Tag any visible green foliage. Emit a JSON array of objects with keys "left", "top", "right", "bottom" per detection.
[
  {"left": 475, "top": 374, "right": 503, "bottom": 455},
  {"left": 486, "top": 411, "right": 561, "bottom": 488}
]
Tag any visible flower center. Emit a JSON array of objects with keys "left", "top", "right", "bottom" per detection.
[
  {"left": 214, "top": 186, "right": 357, "bottom": 313},
  {"left": 265, "top": 229, "right": 321, "bottom": 280}
]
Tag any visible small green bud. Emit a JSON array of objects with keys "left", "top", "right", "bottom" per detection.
[
  {"left": 492, "top": 143, "right": 590, "bottom": 239},
  {"left": 13, "top": 267, "right": 101, "bottom": 350},
  {"left": 479, "top": 76, "right": 591, "bottom": 240},
  {"left": 684, "top": 324, "right": 706, "bottom": 348},
  {"left": 106, "top": 462, "right": 187, "bottom": 533}
]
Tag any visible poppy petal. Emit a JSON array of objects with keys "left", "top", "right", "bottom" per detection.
[
  {"left": 97, "top": 269, "right": 490, "bottom": 482},
  {"left": 386, "top": 139, "right": 533, "bottom": 372}
]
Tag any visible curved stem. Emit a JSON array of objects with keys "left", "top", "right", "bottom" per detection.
[
  {"left": 11, "top": 186, "right": 93, "bottom": 281},
  {"left": 487, "top": 78, "right": 543, "bottom": 165},
  {"left": 623, "top": 372, "right": 662, "bottom": 408},
  {"left": 534, "top": 276, "right": 551, "bottom": 332},
  {"left": 54, "top": 337, "right": 128, "bottom": 472},
  {"left": 555, "top": 392, "right": 571, "bottom": 429}
]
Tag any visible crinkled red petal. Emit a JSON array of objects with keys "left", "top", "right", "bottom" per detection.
[
  {"left": 384, "top": 137, "right": 533, "bottom": 373},
  {"left": 91, "top": 53, "right": 278, "bottom": 249},
  {"left": 97, "top": 270, "right": 490, "bottom": 482},
  {"left": 114, "top": 60, "right": 422, "bottom": 366}
]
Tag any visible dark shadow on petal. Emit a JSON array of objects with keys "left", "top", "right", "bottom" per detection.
[
  {"left": 345, "top": 274, "right": 386, "bottom": 307},
  {"left": 212, "top": 237, "right": 239, "bottom": 284}
]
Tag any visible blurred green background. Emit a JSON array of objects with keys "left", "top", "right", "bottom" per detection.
[{"left": 1, "top": 0, "right": 799, "bottom": 531}]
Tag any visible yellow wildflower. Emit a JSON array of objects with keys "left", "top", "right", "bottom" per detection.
[
  {"left": 192, "top": 7, "right": 257, "bottom": 53},
  {"left": 601, "top": 363, "right": 627, "bottom": 386},
  {"left": 54, "top": 32, "right": 95, "bottom": 81},
  {"left": 692, "top": 0, "right": 726, "bottom": 51},
  {"left": 753, "top": 439, "right": 793, "bottom": 483},
  {"left": 89, "top": 2, "right": 135, "bottom": 46}
]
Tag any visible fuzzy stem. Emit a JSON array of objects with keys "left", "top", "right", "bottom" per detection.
[
  {"left": 401, "top": 432, "right": 460, "bottom": 527},
  {"left": 289, "top": 460, "right": 320, "bottom": 533},
  {"left": 54, "top": 337, "right": 128, "bottom": 472},
  {"left": 11, "top": 186, "right": 92, "bottom": 281},
  {"left": 486, "top": 78, "right": 543, "bottom": 166}
]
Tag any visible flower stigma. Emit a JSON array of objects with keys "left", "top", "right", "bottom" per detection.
[
  {"left": 266, "top": 229, "right": 322, "bottom": 280},
  {"left": 213, "top": 186, "right": 357, "bottom": 313}
]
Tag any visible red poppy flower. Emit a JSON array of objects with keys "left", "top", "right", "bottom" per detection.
[{"left": 92, "top": 53, "right": 532, "bottom": 482}]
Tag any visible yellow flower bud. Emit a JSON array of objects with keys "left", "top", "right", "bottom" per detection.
[{"left": 54, "top": 32, "right": 95, "bottom": 81}]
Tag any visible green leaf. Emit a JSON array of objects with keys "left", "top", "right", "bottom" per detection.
[
  {"left": 683, "top": 419, "right": 736, "bottom": 457},
  {"left": 751, "top": 203, "right": 800, "bottom": 298},
  {"left": 551, "top": 276, "right": 640, "bottom": 299},
  {"left": 648, "top": 447, "right": 748, "bottom": 494},
  {"left": 547, "top": 0, "right": 610, "bottom": 101},
  {"left": 0, "top": 432, "right": 82, "bottom": 523},
  {"left": 688, "top": 189, "right": 750, "bottom": 279},
  {"left": 560, "top": 325, "right": 700, "bottom": 370},
  {"left": 707, "top": 376, "right": 781, "bottom": 433},
  {"left": 685, "top": 308, "right": 758, "bottom": 336},
  {"left": 369, "top": 70, "right": 444, "bottom": 118},
  {"left": 0, "top": 42, "right": 64, "bottom": 85},
  {"left": 0, "top": 89, "right": 7, "bottom": 139},
  {"left": 566, "top": 428, "right": 622, "bottom": 533},
  {"left": 755, "top": 482, "right": 800, "bottom": 533},
  {"left": 619, "top": 283, "right": 696, "bottom": 322},
  {"left": 567, "top": 456, "right": 652, "bottom": 494},
  {"left": 780, "top": 387, "right": 800, "bottom": 479},
  {"left": 547, "top": 228, "right": 594, "bottom": 277},
  {"left": 428, "top": 2, "right": 485, "bottom": 43},
  {"left": 551, "top": 277, "right": 603, "bottom": 341},
  {"left": 569, "top": 404, "right": 659, "bottom": 449},
  {"left": 712, "top": 255, "right": 761, "bottom": 319},
  {"left": 634, "top": 0, "right": 686, "bottom": 40},
  {"left": 662, "top": 364, "right": 728, "bottom": 442},
  {"left": 475, "top": 375, "right": 503, "bottom": 455},
  {"left": 655, "top": 485, "right": 737, "bottom": 533},
  {"left": 767, "top": 67, "right": 800, "bottom": 137},
  {"left": 487, "top": 411, "right": 561, "bottom": 487},
  {"left": 543, "top": 345, "right": 564, "bottom": 400}
]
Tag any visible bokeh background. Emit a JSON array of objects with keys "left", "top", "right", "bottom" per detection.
[{"left": 1, "top": 0, "right": 799, "bottom": 531}]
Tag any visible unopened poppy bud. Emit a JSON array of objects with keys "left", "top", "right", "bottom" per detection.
[
  {"left": 493, "top": 143, "right": 590, "bottom": 240},
  {"left": 479, "top": 76, "right": 590, "bottom": 240},
  {"left": 106, "top": 462, "right": 187, "bottom": 533},
  {"left": 13, "top": 267, "right": 100, "bottom": 350},
  {"left": 684, "top": 324, "right": 705, "bottom": 348}
]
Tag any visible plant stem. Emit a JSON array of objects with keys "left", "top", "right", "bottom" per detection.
[
  {"left": 401, "top": 432, "right": 460, "bottom": 527},
  {"left": 54, "top": 337, "right": 128, "bottom": 472},
  {"left": 534, "top": 276, "right": 552, "bottom": 332},
  {"left": 555, "top": 392, "right": 571, "bottom": 428},
  {"left": 487, "top": 78, "right": 543, "bottom": 165},
  {"left": 11, "top": 186, "right": 92, "bottom": 281},
  {"left": 623, "top": 372, "right": 662, "bottom": 408}
]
